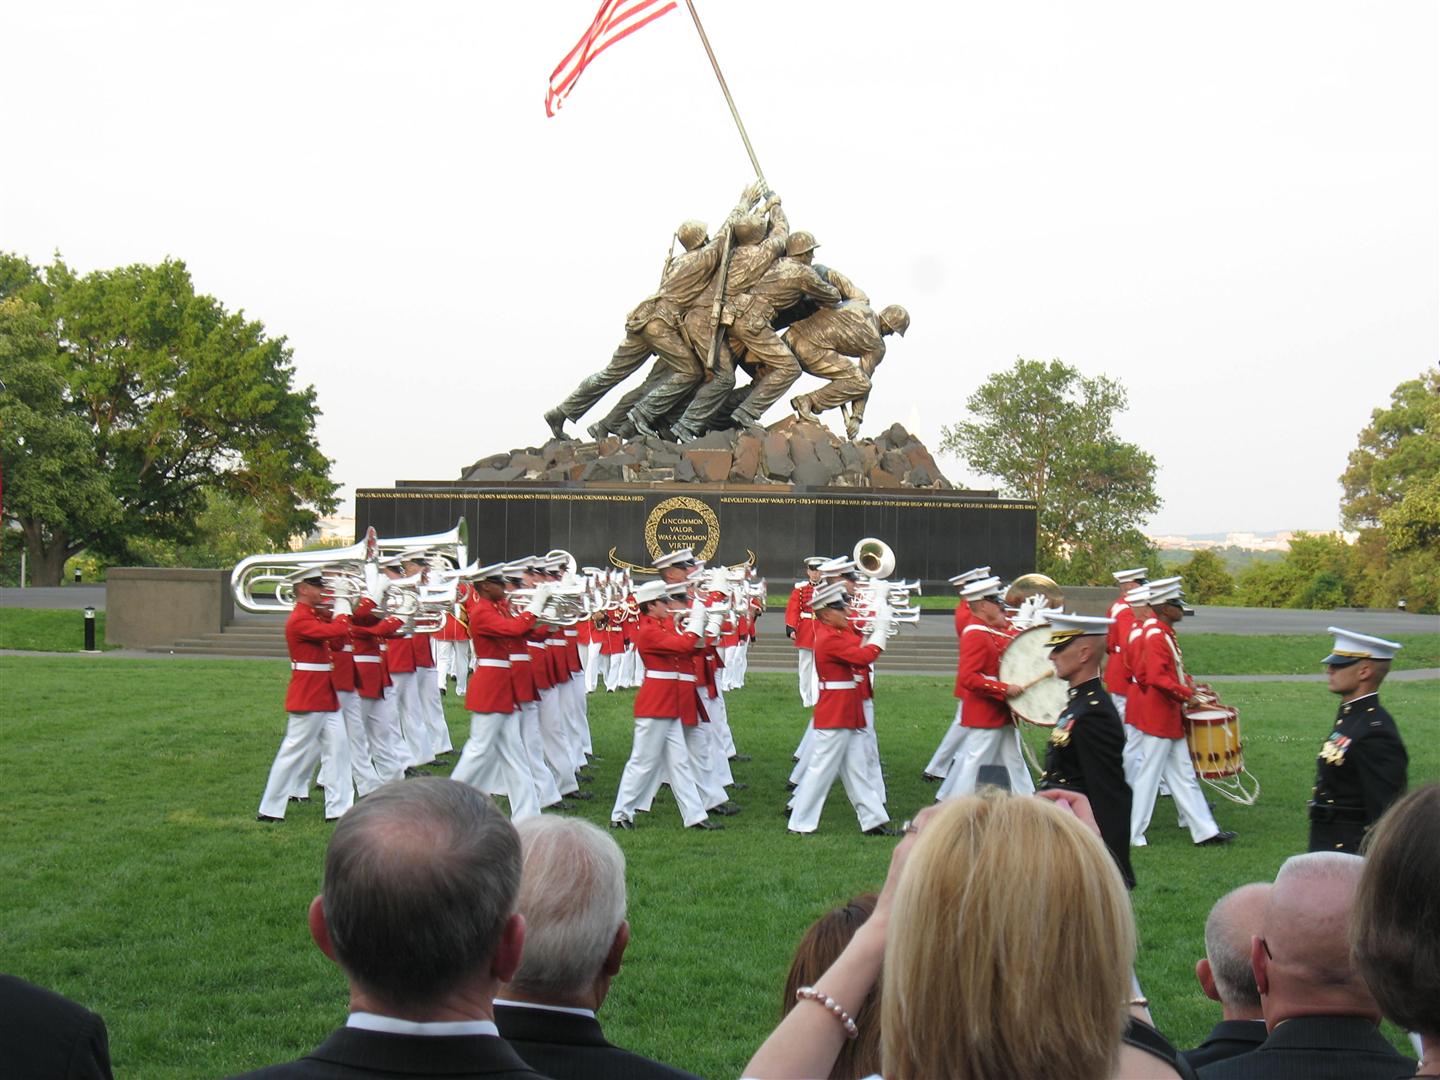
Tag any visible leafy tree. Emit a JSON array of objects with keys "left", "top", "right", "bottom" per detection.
[
  {"left": 128, "top": 489, "right": 284, "bottom": 569},
  {"left": 1178, "top": 549, "right": 1235, "bottom": 604},
  {"left": 939, "top": 357, "right": 1161, "bottom": 583},
  {"left": 0, "top": 254, "right": 336, "bottom": 585},
  {"left": 1233, "top": 532, "right": 1360, "bottom": 609}
]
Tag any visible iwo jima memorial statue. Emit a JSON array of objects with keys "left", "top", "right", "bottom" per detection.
[{"left": 356, "top": 1, "right": 1034, "bottom": 584}]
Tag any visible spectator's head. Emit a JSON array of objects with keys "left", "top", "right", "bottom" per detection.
[
  {"left": 782, "top": 895, "right": 882, "bottom": 1080},
  {"left": 308, "top": 779, "right": 524, "bottom": 1018},
  {"left": 1196, "top": 883, "right": 1270, "bottom": 1020},
  {"left": 1352, "top": 784, "right": 1440, "bottom": 1042},
  {"left": 882, "top": 793, "right": 1134, "bottom": 1080},
  {"left": 506, "top": 816, "right": 629, "bottom": 1012},
  {"left": 1252, "top": 851, "right": 1375, "bottom": 1029}
]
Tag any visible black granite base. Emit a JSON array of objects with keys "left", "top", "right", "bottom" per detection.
[{"left": 355, "top": 482, "right": 1037, "bottom": 589}]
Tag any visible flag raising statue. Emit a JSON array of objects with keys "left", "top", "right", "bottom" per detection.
[{"left": 545, "top": 0, "right": 678, "bottom": 117}]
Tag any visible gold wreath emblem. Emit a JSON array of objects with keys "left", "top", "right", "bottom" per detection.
[{"left": 644, "top": 496, "right": 721, "bottom": 563}]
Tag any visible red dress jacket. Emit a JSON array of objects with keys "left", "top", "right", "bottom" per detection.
[
  {"left": 464, "top": 595, "right": 538, "bottom": 714},
  {"left": 563, "top": 628, "right": 583, "bottom": 673},
  {"left": 411, "top": 630, "right": 434, "bottom": 668},
  {"left": 952, "top": 603, "right": 977, "bottom": 698},
  {"left": 1122, "top": 617, "right": 1156, "bottom": 718},
  {"left": 545, "top": 630, "right": 569, "bottom": 684},
  {"left": 285, "top": 603, "right": 352, "bottom": 713},
  {"left": 435, "top": 583, "right": 472, "bottom": 642},
  {"left": 1128, "top": 621, "right": 1192, "bottom": 740},
  {"left": 1103, "top": 599, "right": 1135, "bottom": 696},
  {"left": 812, "top": 622, "right": 882, "bottom": 729},
  {"left": 350, "top": 608, "right": 403, "bottom": 699},
  {"left": 599, "top": 613, "right": 625, "bottom": 656},
  {"left": 527, "top": 626, "right": 554, "bottom": 693},
  {"left": 785, "top": 583, "right": 817, "bottom": 648},
  {"left": 957, "top": 623, "right": 1016, "bottom": 729},
  {"left": 507, "top": 626, "right": 537, "bottom": 705},
  {"left": 632, "top": 614, "right": 701, "bottom": 723},
  {"left": 385, "top": 628, "right": 417, "bottom": 675}
]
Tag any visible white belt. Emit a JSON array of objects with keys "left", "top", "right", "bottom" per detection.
[
  {"left": 354, "top": 656, "right": 381, "bottom": 664},
  {"left": 340, "top": 644, "right": 354, "bottom": 653},
  {"left": 984, "top": 673, "right": 999, "bottom": 680},
  {"left": 820, "top": 680, "right": 857, "bottom": 690},
  {"left": 800, "top": 612, "right": 815, "bottom": 619},
  {"left": 292, "top": 662, "right": 332, "bottom": 672},
  {"left": 643, "top": 670, "right": 698, "bottom": 682},
  {"left": 476, "top": 658, "right": 511, "bottom": 669},
  {"left": 564, "top": 629, "right": 578, "bottom": 637},
  {"left": 508, "top": 653, "right": 530, "bottom": 662},
  {"left": 379, "top": 643, "right": 388, "bottom": 652},
  {"left": 547, "top": 638, "right": 565, "bottom": 646}
]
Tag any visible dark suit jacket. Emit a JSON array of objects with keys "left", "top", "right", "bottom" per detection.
[
  {"left": 228, "top": 1025, "right": 550, "bottom": 1079},
  {"left": 1182, "top": 1018, "right": 1268, "bottom": 1070},
  {"left": 494, "top": 1003, "right": 699, "bottom": 1080},
  {"left": 1196, "top": 1015, "right": 1414, "bottom": 1080},
  {"left": 0, "top": 974, "right": 113, "bottom": 1080}
]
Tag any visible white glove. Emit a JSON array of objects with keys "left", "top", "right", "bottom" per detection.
[
  {"left": 364, "top": 564, "right": 386, "bottom": 606},
  {"left": 864, "top": 605, "right": 891, "bottom": 650},
  {"left": 684, "top": 602, "right": 706, "bottom": 637},
  {"left": 704, "top": 608, "right": 726, "bottom": 638},
  {"left": 523, "top": 583, "right": 553, "bottom": 617},
  {"left": 330, "top": 595, "right": 353, "bottom": 618}
]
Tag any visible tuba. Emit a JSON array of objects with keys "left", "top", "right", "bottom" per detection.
[
  {"left": 852, "top": 538, "right": 895, "bottom": 580},
  {"left": 231, "top": 528, "right": 379, "bottom": 613}
]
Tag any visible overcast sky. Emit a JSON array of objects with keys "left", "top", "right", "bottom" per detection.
[{"left": 4, "top": 1, "right": 1435, "bottom": 536}]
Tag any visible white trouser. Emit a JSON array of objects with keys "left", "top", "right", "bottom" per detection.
[
  {"left": 790, "top": 720, "right": 816, "bottom": 786},
  {"left": 924, "top": 700, "right": 967, "bottom": 778},
  {"left": 433, "top": 639, "right": 471, "bottom": 695},
  {"left": 584, "top": 641, "right": 602, "bottom": 691},
  {"left": 612, "top": 717, "right": 708, "bottom": 827},
  {"left": 797, "top": 647, "right": 817, "bottom": 708},
  {"left": 338, "top": 689, "right": 384, "bottom": 797},
  {"left": 361, "top": 691, "right": 409, "bottom": 782},
  {"left": 558, "top": 677, "right": 591, "bottom": 763},
  {"left": 619, "top": 644, "right": 641, "bottom": 687},
  {"left": 603, "top": 652, "right": 624, "bottom": 691},
  {"left": 537, "top": 687, "right": 579, "bottom": 794},
  {"left": 388, "top": 672, "right": 433, "bottom": 766},
  {"left": 702, "top": 688, "right": 737, "bottom": 777},
  {"left": 860, "top": 698, "right": 886, "bottom": 805},
  {"left": 720, "top": 645, "right": 739, "bottom": 690},
  {"left": 518, "top": 700, "right": 562, "bottom": 806},
  {"left": 260, "top": 711, "right": 352, "bottom": 820},
  {"left": 683, "top": 723, "right": 729, "bottom": 809},
  {"left": 788, "top": 727, "right": 888, "bottom": 833},
  {"left": 451, "top": 711, "right": 541, "bottom": 821},
  {"left": 571, "top": 674, "right": 592, "bottom": 754},
  {"left": 1109, "top": 691, "right": 1128, "bottom": 721},
  {"left": 935, "top": 725, "right": 1036, "bottom": 800},
  {"left": 416, "top": 665, "right": 452, "bottom": 755},
  {"left": 734, "top": 641, "right": 749, "bottom": 686},
  {"left": 1126, "top": 733, "right": 1220, "bottom": 845}
]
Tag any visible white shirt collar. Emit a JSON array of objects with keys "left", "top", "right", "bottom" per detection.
[
  {"left": 493, "top": 997, "right": 597, "bottom": 1019},
  {"left": 346, "top": 1012, "right": 499, "bottom": 1037}
]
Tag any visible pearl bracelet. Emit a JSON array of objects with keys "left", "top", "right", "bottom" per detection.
[{"left": 795, "top": 985, "right": 859, "bottom": 1039}]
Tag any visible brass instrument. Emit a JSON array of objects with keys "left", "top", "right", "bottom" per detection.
[
  {"left": 848, "top": 537, "right": 921, "bottom": 636},
  {"left": 1005, "top": 573, "right": 1064, "bottom": 609},
  {"left": 231, "top": 528, "right": 379, "bottom": 613},
  {"left": 852, "top": 537, "right": 896, "bottom": 579}
]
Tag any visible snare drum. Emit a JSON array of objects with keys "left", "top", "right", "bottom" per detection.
[{"left": 1184, "top": 706, "right": 1243, "bottom": 780}]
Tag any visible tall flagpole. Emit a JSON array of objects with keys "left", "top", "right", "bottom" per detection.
[{"left": 683, "top": 0, "right": 766, "bottom": 188}]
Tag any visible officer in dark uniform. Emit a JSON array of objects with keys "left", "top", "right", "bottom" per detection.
[
  {"left": 1038, "top": 612, "right": 1136, "bottom": 888},
  {"left": 1308, "top": 626, "right": 1408, "bottom": 853}
]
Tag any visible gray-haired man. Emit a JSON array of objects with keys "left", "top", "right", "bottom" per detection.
[
  {"left": 230, "top": 779, "right": 545, "bottom": 1079},
  {"left": 1183, "top": 883, "right": 1270, "bottom": 1069},
  {"left": 495, "top": 816, "right": 700, "bottom": 1080}
]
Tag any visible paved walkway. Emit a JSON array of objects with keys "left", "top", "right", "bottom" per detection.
[{"left": 1, "top": 586, "right": 106, "bottom": 610}]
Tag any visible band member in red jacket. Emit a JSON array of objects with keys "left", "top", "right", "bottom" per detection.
[
  {"left": 258, "top": 567, "right": 355, "bottom": 823},
  {"left": 379, "top": 558, "right": 433, "bottom": 769},
  {"left": 400, "top": 551, "right": 452, "bottom": 761},
  {"left": 784, "top": 557, "right": 826, "bottom": 707},
  {"left": 1126, "top": 577, "right": 1234, "bottom": 847},
  {"left": 433, "top": 579, "right": 474, "bottom": 697},
  {"left": 787, "top": 582, "right": 896, "bottom": 835},
  {"left": 449, "top": 564, "right": 552, "bottom": 821},
  {"left": 934, "top": 576, "right": 1035, "bottom": 800},
  {"left": 610, "top": 581, "right": 719, "bottom": 831},
  {"left": 1105, "top": 568, "right": 1148, "bottom": 719},
  {"left": 922, "top": 565, "right": 991, "bottom": 782}
]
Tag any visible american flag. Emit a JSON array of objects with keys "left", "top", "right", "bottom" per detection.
[{"left": 545, "top": 0, "right": 679, "bottom": 117}]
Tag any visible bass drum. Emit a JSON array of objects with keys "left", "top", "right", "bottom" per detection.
[{"left": 998, "top": 625, "right": 1066, "bottom": 727}]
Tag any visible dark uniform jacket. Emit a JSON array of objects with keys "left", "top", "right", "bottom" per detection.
[
  {"left": 1307, "top": 693, "right": 1407, "bottom": 853},
  {"left": 495, "top": 1003, "right": 700, "bottom": 1080},
  {"left": 229, "top": 1026, "right": 549, "bottom": 1079},
  {"left": 1039, "top": 677, "right": 1136, "bottom": 888},
  {"left": 0, "top": 974, "right": 113, "bottom": 1080},
  {"left": 1182, "top": 1019, "right": 1268, "bottom": 1070},
  {"left": 1196, "top": 1015, "right": 1413, "bottom": 1080}
]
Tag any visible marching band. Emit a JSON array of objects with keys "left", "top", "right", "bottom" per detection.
[{"left": 247, "top": 529, "right": 1404, "bottom": 854}]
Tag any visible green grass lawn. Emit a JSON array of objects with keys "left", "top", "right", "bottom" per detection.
[
  {"left": 1, "top": 658, "right": 1435, "bottom": 1078},
  {"left": 0, "top": 607, "right": 114, "bottom": 651},
  {"left": 1181, "top": 632, "right": 1439, "bottom": 675}
]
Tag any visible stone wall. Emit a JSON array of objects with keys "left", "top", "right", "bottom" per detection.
[{"left": 460, "top": 419, "right": 953, "bottom": 490}]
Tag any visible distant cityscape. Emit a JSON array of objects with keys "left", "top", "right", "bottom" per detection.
[{"left": 1149, "top": 529, "right": 1354, "bottom": 554}]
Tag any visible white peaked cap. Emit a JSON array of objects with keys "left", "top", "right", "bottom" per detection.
[
  {"left": 809, "top": 582, "right": 850, "bottom": 610},
  {"left": 1112, "top": 567, "right": 1149, "bottom": 584},
  {"left": 633, "top": 580, "right": 668, "bottom": 605},
  {"left": 1323, "top": 626, "right": 1402, "bottom": 665},
  {"left": 1147, "top": 576, "right": 1185, "bottom": 605},
  {"left": 1044, "top": 612, "right": 1115, "bottom": 648},
  {"left": 948, "top": 566, "right": 992, "bottom": 587},
  {"left": 1126, "top": 584, "right": 1153, "bottom": 608},
  {"left": 818, "top": 556, "right": 857, "bottom": 577},
  {"left": 960, "top": 576, "right": 1006, "bottom": 603},
  {"left": 653, "top": 548, "right": 696, "bottom": 569}
]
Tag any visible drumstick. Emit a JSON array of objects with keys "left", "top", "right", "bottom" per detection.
[{"left": 1019, "top": 670, "right": 1053, "bottom": 692}]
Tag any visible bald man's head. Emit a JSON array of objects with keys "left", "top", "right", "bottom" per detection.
[
  {"left": 1254, "top": 852, "right": 1379, "bottom": 1026},
  {"left": 1202, "top": 883, "right": 1271, "bottom": 1011}
]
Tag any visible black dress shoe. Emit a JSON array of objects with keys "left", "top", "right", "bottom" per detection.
[
  {"left": 780, "top": 806, "right": 793, "bottom": 818},
  {"left": 785, "top": 781, "right": 798, "bottom": 792},
  {"left": 709, "top": 801, "right": 742, "bottom": 816},
  {"left": 1196, "top": 830, "right": 1238, "bottom": 846},
  {"left": 729, "top": 782, "right": 748, "bottom": 791},
  {"left": 863, "top": 825, "right": 901, "bottom": 837},
  {"left": 256, "top": 814, "right": 283, "bottom": 822},
  {"left": 688, "top": 819, "right": 724, "bottom": 830},
  {"left": 288, "top": 796, "right": 310, "bottom": 804},
  {"left": 610, "top": 818, "right": 635, "bottom": 830},
  {"left": 577, "top": 773, "right": 595, "bottom": 784},
  {"left": 564, "top": 790, "right": 595, "bottom": 801},
  {"left": 547, "top": 800, "right": 577, "bottom": 812},
  {"left": 922, "top": 773, "right": 943, "bottom": 783},
  {"left": 325, "top": 816, "right": 342, "bottom": 823},
  {"left": 786, "top": 829, "right": 814, "bottom": 837},
  {"left": 729, "top": 754, "right": 752, "bottom": 763}
]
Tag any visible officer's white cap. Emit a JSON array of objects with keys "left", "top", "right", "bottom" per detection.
[{"left": 1322, "top": 626, "right": 1402, "bottom": 666}]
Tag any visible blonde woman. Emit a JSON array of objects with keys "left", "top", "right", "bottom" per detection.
[{"left": 744, "top": 790, "right": 1187, "bottom": 1080}]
